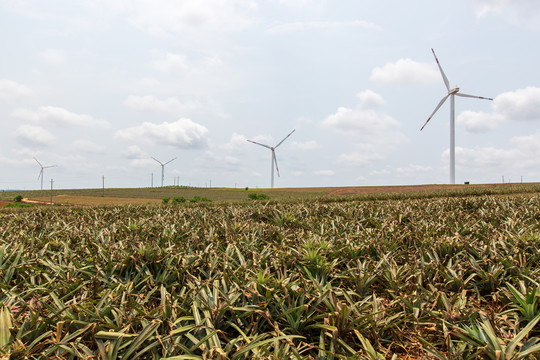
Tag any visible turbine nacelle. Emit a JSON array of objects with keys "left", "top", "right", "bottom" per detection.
[{"left": 449, "top": 87, "right": 460, "bottom": 95}]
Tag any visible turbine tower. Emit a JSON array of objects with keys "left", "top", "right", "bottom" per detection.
[
  {"left": 34, "top": 157, "right": 57, "bottom": 190},
  {"left": 151, "top": 157, "right": 176, "bottom": 187},
  {"left": 420, "top": 49, "right": 493, "bottom": 184},
  {"left": 247, "top": 129, "right": 295, "bottom": 189}
]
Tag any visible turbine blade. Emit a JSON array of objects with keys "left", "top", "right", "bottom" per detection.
[
  {"left": 275, "top": 129, "right": 295, "bottom": 148},
  {"left": 164, "top": 157, "right": 177, "bottom": 165},
  {"left": 151, "top": 157, "right": 163, "bottom": 165},
  {"left": 37, "top": 169, "right": 43, "bottom": 180},
  {"left": 420, "top": 94, "right": 450, "bottom": 131},
  {"left": 247, "top": 140, "right": 272, "bottom": 149},
  {"left": 456, "top": 92, "right": 493, "bottom": 100},
  {"left": 273, "top": 151, "right": 280, "bottom": 177},
  {"left": 34, "top": 157, "right": 43, "bottom": 167},
  {"left": 432, "top": 48, "right": 450, "bottom": 91}
]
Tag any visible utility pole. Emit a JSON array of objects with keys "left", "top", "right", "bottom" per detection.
[
  {"left": 50, "top": 179, "right": 54, "bottom": 205},
  {"left": 102, "top": 175, "right": 105, "bottom": 197}
]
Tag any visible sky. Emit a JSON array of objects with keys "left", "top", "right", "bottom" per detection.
[{"left": 1, "top": 0, "right": 540, "bottom": 190}]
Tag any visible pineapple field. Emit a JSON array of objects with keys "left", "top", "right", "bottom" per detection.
[{"left": 1, "top": 187, "right": 540, "bottom": 358}]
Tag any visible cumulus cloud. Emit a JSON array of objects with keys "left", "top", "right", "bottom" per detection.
[
  {"left": 115, "top": 118, "right": 208, "bottom": 149},
  {"left": 456, "top": 111, "right": 503, "bottom": 133},
  {"left": 11, "top": 106, "right": 109, "bottom": 128},
  {"left": 0, "top": 79, "right": 32, "bottom": 99},
  {"left": 267, "top": 20, "right": 380, "bottom": 34},
  {"left": 337, "top": 149, "right": 384, "bottom": 167},
  {"left": 323, "top": 90, "right": 408, "bottom": 167},
  {"left": 123, "top": 0, "right": 257, "bottom": 39},
  {"left": 14, "top": 125, "right": 55, "bottom": 146},
  {"left": 370, "top": 59, "right": 440, "bottom": 85},
  {"left": 290, "top": 140, "right": 320, "bottom": 150},
  {"left": 315, "top": 170, "right": 335, "bottom": 176},
  {"left": 395, "top": 164, "right": 433, "bottom": 177},
  {"left": 124, "top": 95, "right": 201, "bottom": 115},
  {"left": 452, "top": 146, "right": 521, "bottom": 171},
  {"left": 276, "top": 0, "right": 315, "bottom": 7},
  {"left": 71, "top": 139, "right": 106, "bottom": 153},
  {"left": 152, "top": 52, "right": 190, "bottom": 73},
  {"left": 322, "top": 90, "right": 401, "bottom": 136},
  {"left": 39, "top": 48, "right": 67, "bottom": 65},
  {"left": 122, "top": 145, "right": 147, "bottom": 159},
  {"left": 472, "top": 0, "right": 540, "bottom": 30},
  {"left": 220, "top": 132, "right": 248, "bottom": 151},
  {"left": 494, "top": 87, "right": 540, "bottom": 121},
  {"left": 457, "top": 87, "right": 540, "bottom": 132}
]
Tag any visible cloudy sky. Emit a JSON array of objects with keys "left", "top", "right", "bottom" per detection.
[{"left": 1, "top": 0, "right": 540, "bottom": 190}]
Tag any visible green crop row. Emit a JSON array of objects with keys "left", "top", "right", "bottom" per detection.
[{"left": 1, "top": 194, "right": 540, "bottom": 358}]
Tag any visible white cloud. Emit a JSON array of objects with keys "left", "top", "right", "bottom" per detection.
[
  {"left": 322, "top": 90, "right": 401, "bottom": 136},
  {"left": 123, "top": 0, "right": 257, "bottom": 39},
  {"left": 457, "top": 111, "right": 504, "bottom": 133},
  {"left": 221, "top": 132, "right": 248, "bottom": 151},
  {"left": 395, "top": 164, "right": 433, "bottom": 177},
  {"left": 130, "top": 158, "right": 154, "bottom": 168},
  {"left": 266, "top": 20, "right": 381, "bottom": 34},
  {"left": 11, "top": 106, "right": 109, "bottom": 128},
  {"left": 122, "top": 145, "right": 147, "bottom": 159},
  {"left": 290, "top": 140, "right": 320, "bottom": 150},
  {"left": 457, "top": 87, "right": 540, "bottom": 132},
  {"left": 71, "top": 139, "right": 106, "bottom": 153},
  {"left": 472, "top": 0, "right": 540, "bottom": 30},
  {"left": 323, "top": 90, "right": 408, "bottom": 167},
  {"left": 453, "top": 146, "right": 520, "bottom": 168},
  {"left": 0, "top": 79, "right": 32, "bottom": 99},
  {"left": 510, "top": 132, "right": 540, "bottom": 155},
  {"left": 39, "top": 48, "right": 67, "bottom": 65},
  {"left": 370, "top": 59, "right": 440, "bottom": 85},
  {"left": 473, "top": 0, "right": 515, "bottom": 16},
  {"left": 124, "top": 95, "right": 201, "bottom": 115},
  {"left": 152, "top": 52, "right": 190, "bottom": 73},
  {"left": 494, "top": 87, "right": 540, "bottom": 121},
  {"left": 315, "top": 170, "right": 335, "bottom": 176},
  {"left": 115, "top": 118, "right": 208, "bottom": 149},
  {"left": 356, "top": 90, "right": 385, "bottom": 108},
  {"left": 14, "top": 125, "right": 55, "bottom": 146},
  {"left": 337, "top": 150, "right": 384, "bottom": 167},
  {"left": 276, "top": 0, "right": 314, "bottom": 7},
  {"left": 369, "top": 169, "right": 391, "bottom": 176}
]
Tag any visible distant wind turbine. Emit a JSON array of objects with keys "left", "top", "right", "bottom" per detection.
[
  {"left": 420, "top": 49, "right": 493, "bottom": 184},
  {"left": 247, "top": 129, "right": 295, "bottom": 189},
  {"left": 151, "top": 157, "right": 176, "bottom": 187},
  {"left": 34, "top": 157, "right": 57, "bottom": 190}
]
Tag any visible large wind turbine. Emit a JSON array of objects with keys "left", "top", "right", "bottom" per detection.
[
  {"left": 420, "top": 49, "right": 493, "bottom": 184},
  {"left": 151, "top": 157, "right": 176, "bottom": 187},
  {"left": 247, "top": 129, "right": 295, "bottom": 188},
  {"left": 34, "top": 157, "right": 57, "bottom": 190}
]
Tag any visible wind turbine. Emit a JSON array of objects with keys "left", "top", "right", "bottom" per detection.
[
  {"left": 247, "top": 129, "right": 295, "bottom": 188},
  {"left": 34, "top": 157, "right": 57, "bottom": 190},
  {"left": 151, "top": 157, "right": 176, "bottom": 187},
  {"left": 420, "top": 49, "right": 493, "bottom": 184}
]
